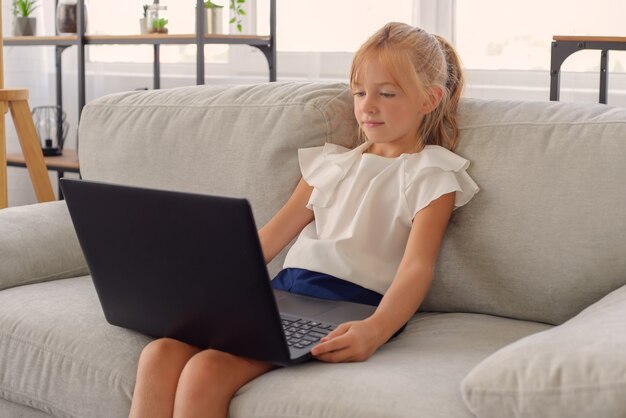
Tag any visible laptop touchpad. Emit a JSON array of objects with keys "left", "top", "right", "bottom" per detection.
[
  {"left": 273, "top": 290, "right": 377, "bottom": 324},
  {"left": 274, "top": 290, "right": 339, "bottom": 317}
]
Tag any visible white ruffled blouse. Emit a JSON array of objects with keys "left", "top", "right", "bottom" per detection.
[{"left": 282, "top": 141, "right": 480, "bottom": 295}]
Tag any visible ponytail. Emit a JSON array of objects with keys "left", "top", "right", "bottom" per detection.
[{"left": 419, "top": 34, "right": 465, "bottom": 151}]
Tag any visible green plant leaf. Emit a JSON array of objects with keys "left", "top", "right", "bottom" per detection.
[
  {"left": 229, "top": 17, "right": 236, "bottom": 23},
  {"left": 238, "top": 9, "right": 246, "bottom": 15},
  {"left": 204, "top": 0, "right": 224, "bottom": 8},
  {"left": 14, "top": 0, "right": 39, "bottom": 17}
]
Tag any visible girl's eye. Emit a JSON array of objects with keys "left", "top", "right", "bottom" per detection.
[
  {"left": 353, "top": 91, "right": 366, "bottom": 97},
  {"left": 380, "top": 92, "right": 396, "bottom": 98}
]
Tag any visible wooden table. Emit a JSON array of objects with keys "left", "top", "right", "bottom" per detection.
[
  {"left": 6, "top": 149, "right": 80, "bottom": 198},
  {"left": 550, "top": 36, "right": 626, "bottom": 103}
]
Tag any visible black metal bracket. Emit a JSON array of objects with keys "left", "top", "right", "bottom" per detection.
[{"left": 550, "top": 38, "right": 626, "bottom": 104}]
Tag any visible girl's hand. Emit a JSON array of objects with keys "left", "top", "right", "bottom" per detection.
[{"left": 310, "top": 319, "right": 386, "bottom": 363}]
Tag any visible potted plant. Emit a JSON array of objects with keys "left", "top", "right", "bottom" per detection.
[
  {"left": 12, "top": 0, "right": 39, "bottom": 36},
  {"left": 229, "top": 0, "right": 245, "bottom": 33},
  {"left": 204, "top": 1, "right": 224, "bottom": 34},
  {"left": 146, "top": 1, "right": 167, "bottom": 35},
  {"left": 140, "top": 4, "right": 149, "bottom": 34},
  {"left": 150, "top": 17, "right": 169, "bottom": 34}
]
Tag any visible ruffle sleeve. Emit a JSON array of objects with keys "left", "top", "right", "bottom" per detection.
[
  {"left": 298, "top": 142, "right": 369, "bottom": 209},
  {"left": 404, "top": 146, "right": 480, "bottom": 216}
]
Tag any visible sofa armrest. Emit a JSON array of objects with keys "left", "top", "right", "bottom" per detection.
[
  {"left": 0, "top": 201, "right": 89, "bottom": 290},
  {"left": 461, "top": 284, "right": 626, "bottom": 418}
]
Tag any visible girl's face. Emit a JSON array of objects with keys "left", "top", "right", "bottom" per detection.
[{"left": 352, "top": 59, "right": 429, "bottom": 157}]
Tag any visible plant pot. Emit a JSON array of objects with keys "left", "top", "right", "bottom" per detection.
[
  {"left": 13, "top": 17, "right": 36, "bottom": 36},
  {"left": 205, "top": 8, "right": 223, "bottom": 34},
  {"left": 139, "top": 17, "right": 149, "bottom": 35},
  {"left": 56, "top": 1, "right": 89, "bottom": 34}
]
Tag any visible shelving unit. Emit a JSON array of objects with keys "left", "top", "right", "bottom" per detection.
[{"left": 3, "top": 0, "right": 276, "bottom": 152}]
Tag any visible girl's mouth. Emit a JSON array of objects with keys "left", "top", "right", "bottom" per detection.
[{"left": 362, "top": 121, "right": 384, "bottom": 128}]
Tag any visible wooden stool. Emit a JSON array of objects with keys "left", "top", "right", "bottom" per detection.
[
  {"left": 0, "top": 88, "right": 55, "bottom": 208},
  {"left": 0, "top": 0, "right": 55, "bottom": 208}
]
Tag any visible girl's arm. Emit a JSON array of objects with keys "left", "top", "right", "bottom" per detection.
[
  {"left": 258, "top": 178, "right": 314, "bottom": 264},
  {"left": 312, "top": 191, "right": 456, "bottom": 362}
]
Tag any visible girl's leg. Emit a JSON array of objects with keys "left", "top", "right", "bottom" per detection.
[
  {"left": 129, "top": 338, "right": 201, "bottom": 418},
  {"left": 173, "top": 349, "right": 276, "bottom": 418}
]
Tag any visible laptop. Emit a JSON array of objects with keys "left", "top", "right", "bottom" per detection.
[{"left": 60, "top": 178, "right": 377, "bottom": 366}]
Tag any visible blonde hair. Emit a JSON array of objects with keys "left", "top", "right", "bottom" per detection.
[{"left": 350, "top": 22, "right": 465, "bottom": 151}]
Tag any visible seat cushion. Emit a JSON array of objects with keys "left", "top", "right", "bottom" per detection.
[
  {"left": 0, "top": 277, "right": 550, "bottom": 418},
  {"left": 232, "top": 312, "right": 549, "bottom": 418},
  {"left": 0, "top": 277, "right": 150, "bottom": 418},
  {"left": 0, "top": 397, "right": 52, "bottom": 418}
]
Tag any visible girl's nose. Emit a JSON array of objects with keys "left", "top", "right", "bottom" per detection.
[{"left": 361, "top": 96, "right": 377, "bottom": 114}]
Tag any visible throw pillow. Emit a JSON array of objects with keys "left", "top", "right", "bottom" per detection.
[{"left": 461, "top": 284, "right": 626, "bottom": 418}]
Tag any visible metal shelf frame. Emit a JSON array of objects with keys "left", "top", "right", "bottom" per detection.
[
  {"left": 4, "top": 0, "right": 276, "bottom": 117},
  {"left": 550, "top": 36, "right": 626, "bottom": 104}
]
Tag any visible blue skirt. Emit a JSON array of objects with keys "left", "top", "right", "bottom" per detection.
[
  {"left": 271, "top": 268, "right": 383, "bottom": 307},
  {"left": 271, "top": 268, "right": 406, "bottom": 339}
]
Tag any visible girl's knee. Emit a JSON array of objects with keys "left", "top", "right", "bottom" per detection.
[
  {"left": 139, "top": 338, "right": 198, "bottom": 366},
  {"left": 178, "top": 349, "right": 269, "bottom": 397},
  {"left": 181, "top": 349, "right": 231, "bottom": 382}
]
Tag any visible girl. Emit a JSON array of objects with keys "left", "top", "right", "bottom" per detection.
[{"left": 129, "top": 22, "right": 479, "bottom": 418}]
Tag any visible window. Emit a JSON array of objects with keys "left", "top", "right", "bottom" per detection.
[
  {"left": 69, "top": 0, "right": 626, "bottom": 103},
  {"left": 257, "top": 0, "right": 417, "bottom": 79},
  {"left": 455, "top": 0, "right": 626, "bottom": 72},
  {"left": 265, "top": 0, "right": 414, "bottom": 52}
]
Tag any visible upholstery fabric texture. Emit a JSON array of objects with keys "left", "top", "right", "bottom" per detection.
[
  {"left": 0, "top": 277, "right": 549, "bottom": 418},
  {"left": 424, "top": 99, "right": 626, "bottom": 325},
  {"left": 0, "top": 277, "right": 150, "bottom": 418},
  {"left": 461, "top": 284, "right": 626, "bottom": 418},
  {"left": 1, "top": 82, "right": 625, "bottom": 417},
  {"left": 0, "top": 397, "right": 55, "bottom": 418},
  {"left": 78, "top": 82, "right": 358, "bottom": 277},
  {"left": 0, "top": 201, "right": 88, "bottom": 291},
  {"left": 79, "top": 84, "right": 626, "bottom": 325}
]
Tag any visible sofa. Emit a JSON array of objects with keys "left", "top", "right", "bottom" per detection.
[{"left": 1, "top": 81, "right": 625, "bottom": 418}]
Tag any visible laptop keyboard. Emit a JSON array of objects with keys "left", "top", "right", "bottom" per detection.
[{"left": 281, "top": 317, "right": 336, "bottom": 349}]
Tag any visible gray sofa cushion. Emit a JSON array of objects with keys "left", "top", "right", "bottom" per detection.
[
  {"left": 425, "top": 99, "right": 626, "bottom": 325},
  {"left": 78, "top": 82, "right": 359, "bottom": 277},
  {"left": 0, "top": 397, "right": 52, "bottom": 418},
  {"left": 0, "top": 201, "right": 88, "bottom": 291},
  {"left": 0, "top": 277, "right": 149, "bottom": 418},
  {"left": 0, "top": 276, "right": 549, "bottom": 418},
  {"left": 461, "top": 284, "right": 626, "bottom": 418}
]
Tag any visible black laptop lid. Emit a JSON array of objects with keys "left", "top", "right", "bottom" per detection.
[{"left": 61, "top": 178, "right": 291, "bottom": 365}]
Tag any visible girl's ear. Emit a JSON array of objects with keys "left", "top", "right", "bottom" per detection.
[{"left": 420, "top": 86, "right": 445, "bottom": 114}]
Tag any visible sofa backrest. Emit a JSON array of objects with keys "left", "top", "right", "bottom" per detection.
[
  {"left": 79, "top": 82, "right": 626, "bottom": 325},
  {"left": 79, "top": 82, "right": 358, "bottom": 277},
  {"left": 425, "top": 98, "right": 626, "bottom": 325}
]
